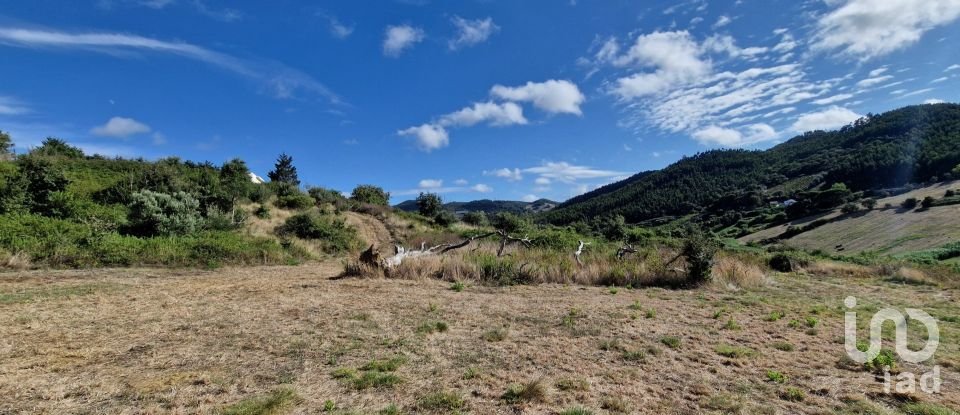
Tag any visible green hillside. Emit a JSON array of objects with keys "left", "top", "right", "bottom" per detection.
[{"left": 542, "top": 103, "right": 960, "bottom": 226}]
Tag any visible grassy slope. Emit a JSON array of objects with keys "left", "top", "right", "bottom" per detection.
[
  {"left": 1, "top": 264, "right": 957, "bottom": 414},
  {"left": 741, "top": 181, "right": 960, "bottom": 255}
]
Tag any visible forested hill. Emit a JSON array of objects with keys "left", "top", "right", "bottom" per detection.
[{"left": 542, "top": 103, "right": 960, "bottom": 225}]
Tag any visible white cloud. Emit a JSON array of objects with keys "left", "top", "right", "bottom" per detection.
[
  {"left": 925, "top": 98, "right": 946, "bottom": 104},
  {"left": 0, "top": 96, "right": 29, "bottom": 115},
  {"left": 448, "top": 16, "right": 499, "bottom": 50},
  {"left": 91, "top": 116, "right": 151, "bottom": 138},
  {"left": 471, "top": 184, "right": 493, "bottom": 193},
  {"left": 868, "top": 67, "right": 888, "bottom": 77},
  {"left": 772, "top": 33, "right": 797, "bottom": 53},
  {"left": 484, "top": 168, "right": 523, "bottom": 182},
  {"left": 895, "top": 88, "right": 935, "bottom": 98},
  {"left": 812, "top": 93, "right": 854, "bottom": 105},
  {"left": 383, "top": 25, "right": 424, "bottom": 57},
  {"left": 0, "top": 27, "right": 338, "bottom": 102},
  {"left": 930, "top": 77, "right": 949, "bottom": 83},
  {"left": 611, "top": 31, "right": 710, "bottom": 98},
  {"left": 692, "top": 123, "right": 778, "bottom": 147},
  {"left": 713, "top": 15, "right": 732, "bottom": 29},
  {"left": 791, "top": 106, "right": 861, "bottom": 133},
  {"left": 534, "top": 177, "right": 551, "bottom": 185},
  {"left": 855, "top": 75, "right": 894, "bottom": 88},
  {"left": 418, "top": 179, "right": 443, "bottom": 189},
  {"left": 946, "top": 64, "right": 960, "bottom": 72},
  {"left": 812, "top": 0, "right": 960, "bottom": 61},
  {"left": 453, "top": 179, "right": 469, "bottom": 186},
  {"left": 521, "top": 194, "right": 539, "bottom": 203},
  {"left": 323, "top": 15, "right": 354, "bottom": 39},
  {"left": 522, "top": 161, "right": 626, "bottom": 184},
  {"left": 490, "top": 80, "right": 585, "bottom": 115},
  {"left": 440, "top": 101, "right": 527, "bottom": 127},
  {"left": 398, "top": 123, "right": 448, "bottom": 151}
]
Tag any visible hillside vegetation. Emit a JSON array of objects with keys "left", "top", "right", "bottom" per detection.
[{"left": 543, "top": 103, "right": 960, "bottom": 227}]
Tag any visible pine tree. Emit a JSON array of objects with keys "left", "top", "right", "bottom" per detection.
[{"left": 268, "top": 153, "right": 300, "bottom": 185}]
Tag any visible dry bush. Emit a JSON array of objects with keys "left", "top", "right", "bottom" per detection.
[
  {"left": 0, "top": 250, "right": 32, "bottom": 270},
  {"left": 804, "top": 260, "right": 875, "bottom": 279},
  {"left": 711, "top": 254, "right": 768, "bottom": 289},
  {"left": 887, "top": 266, "right": 938, "bottom": 286},
  {"left": 339, "top": 260, "right": 382, "bottom": 279}
]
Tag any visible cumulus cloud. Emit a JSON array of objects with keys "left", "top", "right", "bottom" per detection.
[
  {"left": 448, "top": 16, "right": 499, "bottom": 50},
  {"left": 925, "top": 98, "right": 946, "bottom": 104},
  {"left": 812, "top": 0, "right": 960, "bottom": 61},
  {"left": 393, "top": 180, "right": 493, "bottom": 196},
  {"left": 91, "top": 116, "right": 152, "bottom": 138},
  {"left": 383, "top": 25, "right": 424, "bottom": 57},
  {"left": 399, "top": 80, "right": 583, "bottom": 151},
  {"left": 490, "top": 80, "right": 585, "bottom": 115},
  {"left": 440, "top": 101, "right": 527, "bottom": 127},
  {"left": 0, "top": 27, "right": 338, "bottom": 102},
  {"left": 398, "top": 123, "right": 448, "bottom": 151},
  {"left": 611, "top": 31, "right": 710, "bottom": 98},
  {"left": 791, "top": 106, "right": 861, "bottom": 133}
]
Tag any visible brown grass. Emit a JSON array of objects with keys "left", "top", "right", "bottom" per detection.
[
  {"left": 2, "top": 262, "right": 957, "bottom": 414},
  {"left": 0, "top": 249, "right": 31, "bottom": 270}
]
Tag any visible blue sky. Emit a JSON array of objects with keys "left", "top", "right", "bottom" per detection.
[{"left": 1, "top": 0, "right": 959, "bottom": 203}]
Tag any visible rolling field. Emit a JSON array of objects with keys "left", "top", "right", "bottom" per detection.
[{"left": 1, "top": 263, "right": 958, "bottom": 414}]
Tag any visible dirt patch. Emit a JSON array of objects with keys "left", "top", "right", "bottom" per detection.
[{"left": 343, "top": 211, "right": 393, "bottom": 249}]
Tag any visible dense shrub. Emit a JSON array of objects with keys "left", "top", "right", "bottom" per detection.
[
  {"left": 127, "top": 190, "right": 202, "bottom": 236},
  {"left": 254, "top": 205, "right": 270, "bottom": 219},
  {"left": 275, "top": 213, "right": 358, "bottom": 253},
  {"left": 901, "top": 197, "right": 919, "bottom": 209},
  {"left": 274, "top": 192, "right": 314, "bottom": 210},
  {"left": 30, "top": 138, "right": 84, "bottom": 158},
  {"left": 308, "top": 186, "right": 344, "bottom": 205},
  {"left": 0, "top": 131, "right": 12, "bottom": 159},
  {"left": 921, "top": 196, "right": 936, "bottom": 209},
  {"left": 433, "top": 210, "right": 457, "bottom": 227},
  {"left": 462, "top": 211, "right": 489, "bottom": 226},
  {"left": 18, "top": 156, "right": 70, "bottom": 216},
  {"left": 417, "top": 192, "right": 444, "bottom": 218},
  {"left": 682, "top": 226, "right": 717, "bottom": 286},
  {"left": 491, "top": 212, "right": 529, "bottom": 234},
  {"left": 351, "top": 185, "right": 390, "bottom": 206}
]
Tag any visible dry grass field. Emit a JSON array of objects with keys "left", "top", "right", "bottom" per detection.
[{"left": 1, "top": 263, "right": 959, "bottom": 414}]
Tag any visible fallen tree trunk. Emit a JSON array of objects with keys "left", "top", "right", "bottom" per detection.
[{"left": 377, "top": 230, "right": 532, "bottom": 268}]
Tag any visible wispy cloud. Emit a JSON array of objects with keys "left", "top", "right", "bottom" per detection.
[
  {"left": 448, "top": 16, "right": 499, "bottom": 50},
  {"left": 0, "top": 26, "right": 339, "bottom": 103},
  {"left": 393, "top": 178, "right": 494, "bottom": 196},
  {"left": 0, "top": 96, "right": 30, "bottom": 115},
  {"left": 319, "top": 13, "right": 354, "bottom": 39}
]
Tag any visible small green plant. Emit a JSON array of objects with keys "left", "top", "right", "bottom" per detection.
[
  {"left": 712, "top": 308, "right": 726, "bottom": 319},
  {"left": 608, "top": 287, "right": 619, "bottom": 295},
  {"left": 723, "top": 318, "right": 741, "bottom": 330},
  {"left": 780, "top": 387, "right": 805, "bottom": 402},
  {"left": 323, "top": 400, "right": 336, "bottom": 412},
  {"left": 555, "top": 378, "right": 590, "bottom": 392},
  {"left": 482, "top": 327, "right": 508, "bottom": 342},
  {"left": 562, "top": 308, "right": 583, "bottom": 327},
  {"left": 771, "top": 341, "right": 794, "bottom": 351},
  {"left": 501, "top": 378, "right": 549, "bottom": 404},
  {"left": 788, "top": 319, "right": 801, "bottom": 328},
  {"left": 416, "top": 321, "right": 449, "bottom": 334},
  {"left": 254, "top": 205, "right": 270, "bottom": 219},
  {"left": 416, "top": 391, "right": 466, "bottom": 412},
  {"left": 660, "top": 336, "right": 682, "bottom": 349},
  {"left": 378, "top": 404, "right": 402, "bottom": 415},
  {"left": 628, "top": 300, "right": 643, "bottom": 310},
  {"left": 805, "top": 317, "right": 819, "bottom": 328},
  {"left": 222, "top": 387, "right": 301, "bottom": 415},
  {"left": 865, "top": 348, "right": 897, "bottom": 373},
  {"left": 765, "top": 310, "right": 785, "bottom": 322},
  {"left": 645, "top": 309, "right": 656, "bottom": 319},
  {"left": 716, "top": 345, "right": 756, "bottom": 358},
  {"left": 601, "top": 396, "right": 630, "bottom": 413},
  {"left": 766, "top": 370, "right": 787, "bottom": 383},
  {"left": 900, "top": 402, "right": 959, "bottom": 415},
  {"left": 559, "top": 407, "right": 594, "bottom": 415},
  {"left": 451, "top": 281, "right": 465, "bottom": 292},
  {"left": 462, "top": 367, "right": 480, "bottom": 380},
  {"left": 621, "top": 349, "right": 646, "bottom": 361}
]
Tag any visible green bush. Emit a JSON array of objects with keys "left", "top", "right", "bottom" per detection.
[
  {"left": 433, "top": 210, "right": 457, "bottom": 227},
  {"left": 902, "top": 197, "right": 919, "bottom": 209},
  {"left": 274, "top": 192, "right": 314, "bottom": 210},
  {"left": 351, "top": 185, "right": 390, "bottom": 206},
  {"left": 462, "top": 211, "right": 488, "bottom": 226},
  {"left": 254, "top": 205, "right": 270, "bottom": 219},
  {"left": 308, "top": 186, "right": 344, "bottom": 205},
  {"left": 275, "top": 213, "right": 358, "bottom": 253},
  {"left": 127, "top": 190, "right": 202, "bottom": 237},
  {"left": 682, "top": 226, "right": 717, "bottom": 286}
]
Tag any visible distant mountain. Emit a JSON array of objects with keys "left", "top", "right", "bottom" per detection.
[
  {"left": 542, "top": 103, "right": 960, "bottom": 225},
  {"left": 394, "top": 198, "right": 559, "bottom": 215}
]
